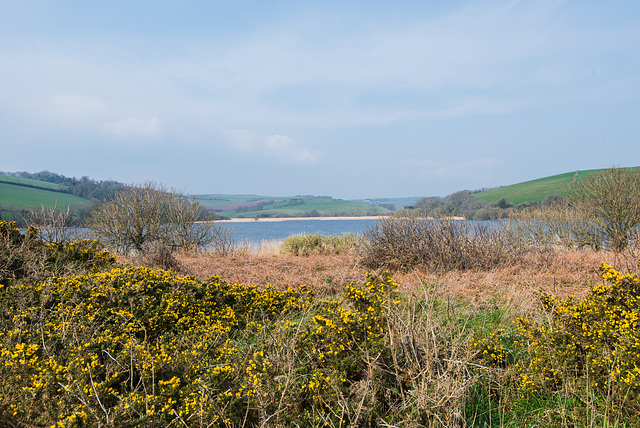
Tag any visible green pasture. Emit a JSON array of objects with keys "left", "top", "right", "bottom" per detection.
[
  {"left": 192, "top": 194, "right": 391, "bottom": 218},
  {"left": 474, "top": 167, "right": 640, "bottom": 205},
  {"left": 0, "top": 182, "right": 90, "bottom": 212},
  {"left": 0, "top": 174, "right": 64, "bottom": 190},
  {"left": 192, "top": 194, "right": 284, "bottom": 208},
  {"left": 351, "top": 197, "right": 419, "bottom": 209}
]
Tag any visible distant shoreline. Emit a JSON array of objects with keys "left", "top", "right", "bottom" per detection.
[
  {"left": 212, "top": 215, "right": 466, "bottom": 223},
  {"left": 213, "top": 216, "right": 386, "bottom": 223}
]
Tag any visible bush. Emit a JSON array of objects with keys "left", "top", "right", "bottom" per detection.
[
  {"left": 517, "top": 263, "right": 640, "bottom": 417},
  {"left": 361, "top": 217, "right": 522, "bottom": 271},
  {"left": 89, "top": 182, "right": 227, "bottom": 253},
  {"left": 24, "top": 203, "right": 76, "bottom": 243},
  {"left": 0, "top": 266, "right": 313, "bottom": 427},
  {"left": 280, "top": 233, "right": 359, "bottom": 256},
  {"left": 0, "top": 220, "right": 115, "bottom": 285},
  {"left": 1, "top": 260, "right": 503, "bottom": 427},
  {"left": 564, "top": 167, "right": 640, "bottom": 252}
]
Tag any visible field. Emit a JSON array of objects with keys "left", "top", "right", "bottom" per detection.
[
  {"left": 351, "top": 197, "right": 420, "bottom": 209},
  {"left": 475, "top": 169, "right": 591, "bottom": 205},
  {"left": 475, "top": 166, "right": 640, "bottom": 205},
  {"left": 0, "top": 181, "right": 91, "bottom": 220},
  {"left": 0, "top": 174, "right": 63, "bottom": 190},
  {"left": 193, "top": 194, "right": 392, "bottom": 218}
]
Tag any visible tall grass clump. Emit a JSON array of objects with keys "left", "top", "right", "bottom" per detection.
[
  {"left": 280, "top": 233, "right": 359, "bottom": 256},
  {"left": 360, "top": 217, "right": 522, "bottom": 271}
]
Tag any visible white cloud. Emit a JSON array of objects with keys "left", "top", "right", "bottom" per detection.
[
  {"left": 225, "top": 130, "right": 323, "bottom": 163},
  {"left": 103, "top": 116, "right": 162, "bottom": 138}
]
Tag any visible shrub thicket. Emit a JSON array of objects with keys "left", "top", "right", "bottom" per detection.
[
  {"left": 360, "top": 217, "right": 522, "bottom": 271},
  {"left": 89, "top": 183, "right": 227, "bottom": 254},
  {"left": 518, "top": 263, "right": 640, "bottom": 411}
]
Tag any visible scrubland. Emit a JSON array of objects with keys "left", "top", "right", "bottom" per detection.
[{"left": 2, "top": 219, "right": 640, "bottom": 427}]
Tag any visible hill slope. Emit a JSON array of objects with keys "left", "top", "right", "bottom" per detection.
[
  {"left": 193, "top": 194, "right": 391, "bottom": 218},
  {"left": 0, "top": 174, "right": 91, "bottom": 221},
  {"left": 475, "top": 167, "right": 640, "bottom": 205}
]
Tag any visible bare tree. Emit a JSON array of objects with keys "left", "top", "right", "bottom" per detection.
[
  {"left": 565, "top": 167, "right": 640, "bottom": 252},
  {"left": 89, "top": 182, "right": 229, "bottom": 253},
  {"left": 25, "top": 203, "right": 75, "bottom": 243}
]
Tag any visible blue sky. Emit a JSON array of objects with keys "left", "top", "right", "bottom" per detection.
[{"left": 1, "top": 0, "right": 639, "bottom": 199}]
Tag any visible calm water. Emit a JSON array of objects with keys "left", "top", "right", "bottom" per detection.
[
  {"left": 216, "top": 219, "right": 381, "bottom": 243},
  {"left": 24, "top": 218, "right": 503, "bottom": 247}
]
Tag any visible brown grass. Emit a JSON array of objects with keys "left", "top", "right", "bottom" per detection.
[{"left": 116, "top": 246, "right": 634, "bottom": 310}]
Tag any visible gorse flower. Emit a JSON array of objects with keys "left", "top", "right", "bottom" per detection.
[
  {"left": 518, "top": 263, "right": 640, "bottom": 398},
  {"left": 0, "top": 260, "right": 312, "bottom": 426}
]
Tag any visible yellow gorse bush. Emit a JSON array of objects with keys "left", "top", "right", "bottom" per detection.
[
  {"left": 0, "top": 264, "right": 313, "bottom": 427},
  {"left": 0, "top": 231, "right": 407, "bottom": 428},
  {"left": 518, "top": 263, "right": 640, "bottom": 402}
]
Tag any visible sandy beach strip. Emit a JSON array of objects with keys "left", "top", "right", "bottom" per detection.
[{"left": 213, "top": 216, "right": 387, "bottom": 223}]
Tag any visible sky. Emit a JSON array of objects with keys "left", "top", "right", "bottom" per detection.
[{"left": 1, "top": 0, "right": 639, "bottom": 199}]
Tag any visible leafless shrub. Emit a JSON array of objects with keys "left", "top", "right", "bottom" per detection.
[
  {"left": 564, "top": 167, "right": 640, "bottom": 252},
  {"left": 89, "top": 182, "right": 229, "bottom": 254},
  {"left": 206, "top": 226, "right": 236, "bottom": 256},
  {"left": 24, "top": 203, "right": 75, "bottom": 243},
  {"left": 360, "top": 217, "right": 523, "bottom": 271}
]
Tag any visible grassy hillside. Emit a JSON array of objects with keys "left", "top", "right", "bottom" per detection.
[
  {"left": 193, "top": 194, "right": 391, "bottom": 218},
  {"left": 0, "top": 174, "right": 63, "bottom": 190},
  {"left": 0, "top": 178, "right": 91, "bottom": 221},
  {"left": 475, "top": 167, "right": 640, "bottom": 205}
]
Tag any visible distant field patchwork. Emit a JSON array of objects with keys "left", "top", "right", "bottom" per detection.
[{"left": 193, "top": 194, "right": 391, "bottom": 218}]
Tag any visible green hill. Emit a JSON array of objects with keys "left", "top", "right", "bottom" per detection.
[
  {"left": 0, "top": 175, "right": 91, "bottom": 221},
  {"left": 0, "top": 175, "right": 64, "bottom": 191},
  {"left": 475, "top": 167, "right": 640, "bottom": 205},
  {"left": 193, "top": 194, "right": 391, "bottom": 218}
]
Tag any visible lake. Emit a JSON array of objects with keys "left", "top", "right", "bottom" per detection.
[{"left": 216, "top": 218, "right": 381, "bottom": 244}]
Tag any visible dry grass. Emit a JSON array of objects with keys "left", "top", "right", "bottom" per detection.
[
  {"left": 173, "top": 251, "right": 363, "bottom": 296},
  {"left": 116, "top": 243, "right": 634, "bottom": 334},
  {"left": 119, "top": 246, "right": 631, "bottom": 309}
]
